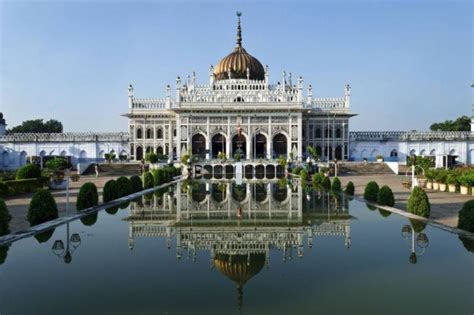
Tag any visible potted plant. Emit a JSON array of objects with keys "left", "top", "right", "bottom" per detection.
[
  {"left": 446, "top": 173, "right": 458, "bottom": 193},
  {"left": 424, "top": 169, "right": 435, "bottom": 190},
  {"left": 376, "top": 154, "right": 384, "bottom": 163},
  {"left": 436, "top": 169, "right": 448, "bottom": 192},
  {"left": 217, "top": 151, "right": 227, "bottom": 162},
  {"left": 45, "top": 158, "right": 68, "bottom": 184},
  {"left": 458, "top": 173, "right": 471, "bottom": 195}
]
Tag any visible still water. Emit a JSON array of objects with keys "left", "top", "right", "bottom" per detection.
[{"left": 0, "top": 180, "right": 473, "bottom": 315}]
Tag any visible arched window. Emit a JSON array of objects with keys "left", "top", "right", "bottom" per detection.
[
  {"left": 136, "top": 128, "right": 143, "bottom": 139},
  {"left": 336, "top": 128, "right": 342, "bottom": 138},
  {"left": 156, "top": 129, "right": 163, "bottom": 139},
  {"left": 173, "top": 129, "right": 177, "bottom": 137},
  {"left": 315, "top": 128, "right": 321, "bottom": 138},
  {"left": 146, "top": 129, "right": 152, "bottom": 139},
  {"left": 390, "top": 149, "right": 398, "bottom": 157}
]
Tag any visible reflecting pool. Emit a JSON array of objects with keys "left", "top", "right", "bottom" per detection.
[{"left": 0, "top": 180, "right": 473, "bottom": 315}]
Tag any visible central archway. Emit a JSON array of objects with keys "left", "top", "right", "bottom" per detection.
[
  {"left": 212, "top": 133, "right": 226, "bottom": 159},
  {"left": 192, "top": 134, "right": 206, "bottom": 159},
  {"left": 273, "top": 133, "right": 287, "bottom": 158},
  {"left": 232, "top": 134, "right": 246, "bottom": 160},
  {"left": 254, "top": 133, "right": 267, "bottom": 159}
]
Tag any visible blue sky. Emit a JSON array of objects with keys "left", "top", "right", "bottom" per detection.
[{"left": 0, "top": 0, "right": 472, "bottom": 132}]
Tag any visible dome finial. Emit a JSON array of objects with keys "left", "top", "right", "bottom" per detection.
[{"left": 236, "top": 11, "right": 242, "bottom": 48}]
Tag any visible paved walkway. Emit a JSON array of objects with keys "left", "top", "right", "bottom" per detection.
[
  {"left": 339, "top": 174, "right": 472, "bottom": 228},
  {"left": 4, "top": 175, "right": 118, "bottom": 233}
]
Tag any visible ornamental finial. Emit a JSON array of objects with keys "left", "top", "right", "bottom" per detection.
[{"left": 236, "top": 11, "right": 242, "bottom": 48}]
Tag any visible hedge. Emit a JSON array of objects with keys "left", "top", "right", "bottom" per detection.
[
  {"left": 1, "top": 177, "right": 48, "bottom": 196},
  {"left": 377, "top": 185, "right": 395, "bottom": 206},
  {"left": 312, "top": 173, "right": 324, "bottom": 186},
  {"left": 331, "top": 177, "right": 341, "bottom": 191},
  {"left": 345, "top": 181, "right": 355, "bottom": 195},
  {"left": 407, "top": 187, "right": 431, "bottom": 218},
  {"left": 28, "top": 189, "right": 58, "bottom": 226},
  {"left": 0, "top": 199, "right": 11, "bottom": 236},
  {"left": 103, "top": 179, "right": 119, "bottom": 203},
  {"left": 117, "top": 176, "right": 132, "bottom": 197},
  {"left": 458, "top": 200, "right": 474, "bottom": 233},
  {"left": 76, "top": 182, "right": 99, "bottom": 211},
  {"left": 145, "top": 152, "right": 159, "bottom": 164},
  {"left": 364, "top": 181, "right": 379, "bottom": 202},
  {"left": 153, "top": 169, "right": 166, "bottom": 186},
  {"left": 16, "top": 164, "right": 41, "bottom": 180},
  {"left": 321, "top": 176, "right": 331, "bottom": 190},
  {"left": 130, "top": 175, "right": 143, "bottom": 193}
]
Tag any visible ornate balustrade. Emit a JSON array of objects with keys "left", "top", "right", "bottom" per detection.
[
  {"left": 350, "top": 131, "right": 473, "bottom": 141},
  {"left": 0, "top": 132, "right": 129, "bottom": 143}
]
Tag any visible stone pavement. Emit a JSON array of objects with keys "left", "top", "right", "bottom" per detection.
[
  {"left": 338, "top": 174, "right": 472, "bottom": 228},
  {"left": 4, "top": 175, "right": 118, "bottom": 233}
]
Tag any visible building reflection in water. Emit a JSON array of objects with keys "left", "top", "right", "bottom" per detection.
[{"left": 127, "top": 180, "right": 352, "bottom": 310}]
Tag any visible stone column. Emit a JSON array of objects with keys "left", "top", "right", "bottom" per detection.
[
  {"left": 297, "top": 115, "right": 303, "bottom": 160},
  {"left": 206, "top": 118, "right": 210, "bottom": 160}
]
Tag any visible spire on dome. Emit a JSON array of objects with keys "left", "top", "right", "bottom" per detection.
[{"left": 236, "top": 11, "right": 242, "bottom": 48}]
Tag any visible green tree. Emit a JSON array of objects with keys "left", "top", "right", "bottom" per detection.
[
  {"left": 130, "top": 175, "right": 143, "bottom": 193},
  {"left": 407, "top": 187, "right": 431, "bottom": 218},
  {"left": 16, "top": 164, "right": 41, "bottom": 180},
  {"left": 145, "top": 152, "right": 159, "bottom": 164},
  {"left": 364, "top": 181, "right": 379, "bottom": 202},
  {"left": 458, "top": 200, "right": 474, "bottom": 233},
  {"left": 8, "top": 119, "right": 63, "bottom": 134},
  {"left": 429, "top": 115, "right": 470, "bottom": 132},
  {"left": 331, "top": 177, "right": 342, "bottom": 191},
  {"left": 377, "top": 185, "right": 395, "bottom": 206},
  {"left": 116, "top": 176, "right": 132, "bottom": 197},
  {"left": 0, "top": 199, "right": 12, "bottom": 236},
  {"left": 103, "top": 179, "right": 119, "bottom": 203},
  {"left": 28, "top": 189, "right": 58, "bottom": 226},
  {"left": 345, "top": 181, "right": 355, "bottom": 195},
  {"left": 143, "top": 172, "right": 154, "bottom": 190},
  {"left": 76, "top": 182, "right": 99, "bottom": 211}
]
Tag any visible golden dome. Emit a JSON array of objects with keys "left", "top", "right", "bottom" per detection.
[
  {"left": 213, "top": 253, "right": 265, "bottom": 286},
  {"left": 213, "top": 12, "right": 265, "bottom": 81}
]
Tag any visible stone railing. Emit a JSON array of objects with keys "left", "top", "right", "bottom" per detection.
[
  {"left": 131, "top": 98, "right": 171, "bottom": 110},
  {"left": 306, "top": 97, "right": 348, "bottom": 112},
  {"left": 0, "top": 132, "right": 130, "bottom": 143},
  {"left": 350, "top": 131, "right": 473, "bottom": 141}
]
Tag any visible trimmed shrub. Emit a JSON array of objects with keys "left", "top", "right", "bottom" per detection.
[
  {"left": 15, "top": 164, "right": 41, "bottom": 180},
  {"left": 345, "top": 181, "right": 355, "bottom": 195},
  {"left": 458, "top": 200, "right": 474, "bottom": 233},
  {"left": 76, "top": 182, "right": 99, "bottom": 211},
  {"left": 28, "top": 189, "right": 58, "bottom": 226},
  {"left": 331, "top": 177, "right": 341, "bottom": 191},
  {"left": 0, "top": 245, "right": 10, "bottom": 265},
  {"left": 321, "top": 176, "right": 331, "bottom": 190},
  {"left": 364, "top": 181, "right": 379, "bottom": 202},
  {"left": 0, "top": 199, "right": 12, "bottom": 236},
  {"left": 80, "top": 213, "right": 98, "bottom": 226},
  {"left": 153, "top": 169, "right": 166, "bottom": 186},
  {"left": 143, "top": 172, "right": 154, "bottom": 190},
  {"left": 103, "top": 179, "right": 119, "bottom": 203},
  {"left": 34, "top": 229, "right": 55, "bottom": 244},
  {"left": 378, "top": 209, "right": 392, "bottom": 218},
  {"left": 130, "top": 175, "right": 143, "bottom": 193},
  {"left": 145, "top": 152, "right": 159, "bottom": 164},
  {"left": 409, "top": 218, "right": 427, "bottom": 233},
  {"left": 312, "top": 173, "right": 324, "bottom": 185},
  {"left": 105, "top": 206, "right": 119, "bottom": 215},
  {"left": 377, "top": 185, "right": 395, "bottom": 206},
  {"left": 407, "top": 186, "right": 431, "bottom": 218},
  {"left": 117, "top": 176, "right": 132, "bottom": 197},
  {"left": 292, "top": 166, "right": 303, "bottom": 175},
  {"left": 300, "top": 169, "right": 308, "bottom": 183}
]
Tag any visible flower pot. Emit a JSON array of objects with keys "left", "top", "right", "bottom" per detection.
[
  {"left": 439, "top": 183, "right": 447, "bottom": 192},
  {"left": 418, "top": 178, "right": 427, "bottom": 188},
  {"left": 448, "top": 184, "right": 456, "bottom": 193},
  {"left": 433, "top": 182, "right": 439, "bottom": 190},
  {"left": 426, "top": 181, "right": 433, "bottom": 190},
  {"left": 460, "top": 185, "right": 468, "bottom": 195}
]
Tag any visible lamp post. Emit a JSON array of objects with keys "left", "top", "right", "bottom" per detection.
[
  {"left": 52, "top": 222, "right": 81, "bottom": 264},
  {"left": 401, "top": 224, "right": 429, "bottom": 264}
]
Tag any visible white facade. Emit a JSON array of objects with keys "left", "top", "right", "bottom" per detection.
[
  {"left": 0, "top": 133, "right": 129, "bottom": 171},
  {"left": 349, "top": 131, "right": 474, "bottom": 165}
]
